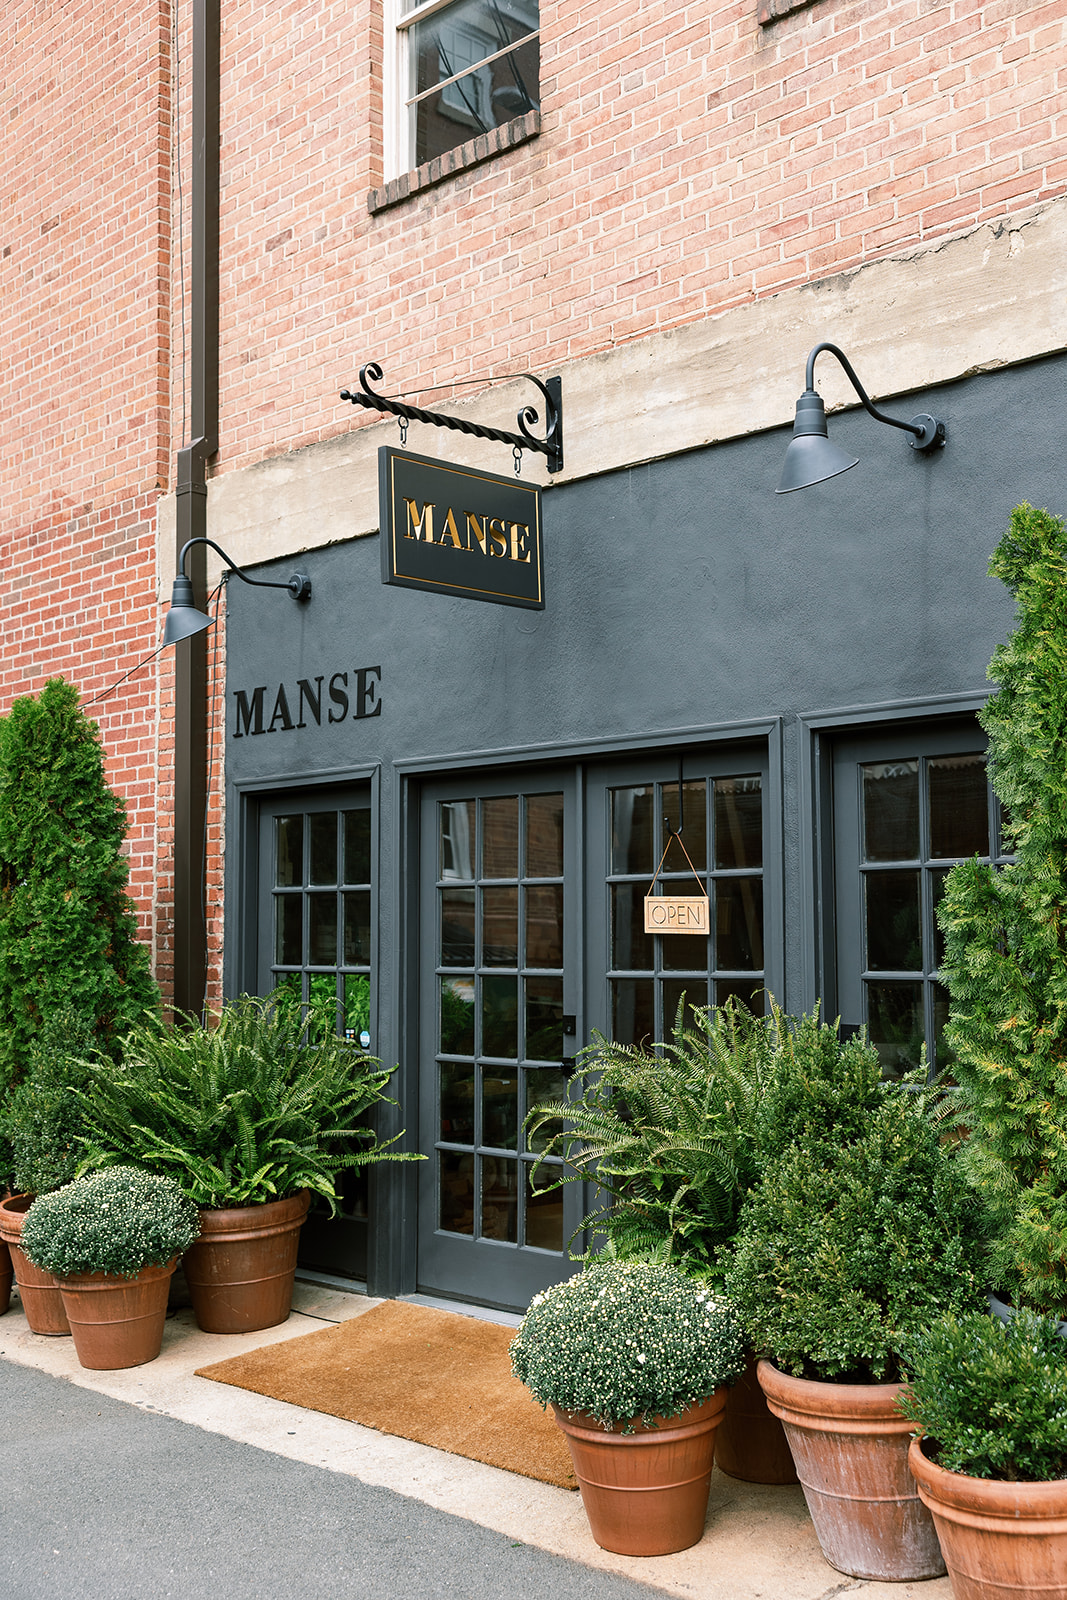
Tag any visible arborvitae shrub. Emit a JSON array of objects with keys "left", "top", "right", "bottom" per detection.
[
  {"left": 0, "top": 678, "right": 159, "bottom": 1086},
  {"left": 938, "top": 504, "right": 1067, "bottom": 1313}
]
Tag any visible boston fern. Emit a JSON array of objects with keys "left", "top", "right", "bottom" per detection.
[
  {"left": 524, "top": 997, "right": 774, "bottom": 1279},
  {"left": 76, "top": 993, "right": 419, "bottom": 1210}
]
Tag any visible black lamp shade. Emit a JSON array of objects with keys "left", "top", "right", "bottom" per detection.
[
  {"left": 776, "top": 389, "right": 859, "bottom": 494},
  {"left": 162, "top": 574, "right": 213, "bottom": 645}
]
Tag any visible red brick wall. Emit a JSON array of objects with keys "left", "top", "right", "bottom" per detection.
[
  {"left": 210, "top": 0, "right": 1067, "bottom": 476},
  {"left": 0, "top": 2, "right": 172, "bottom": 974}
]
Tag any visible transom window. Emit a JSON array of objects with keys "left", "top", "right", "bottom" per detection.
[{"left": 395, "top": 0, "right": 539, "bottom": 171}]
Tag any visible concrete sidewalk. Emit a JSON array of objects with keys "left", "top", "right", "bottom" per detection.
[{"left": 0, "top": 1277, "right": 954, "bottom": 1600}]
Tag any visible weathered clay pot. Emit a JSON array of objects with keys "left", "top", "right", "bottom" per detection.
[
  {"left": 716, "top": 1354, "right": 799, "bottom": 1484},
  {"left": 0, "top": 1193, "right": 71, "bottom": 1335},
  {"left": 58, "top": 1257, "right": 177, "bottom": 1370},
  {"left": 0, "top": 1237, "right": 12, "bottom": 1315},
  {"left": 909, "top": 1435, "right": 1067, "bottom": 1600},
  {"left": 182, "top": 1190, "right": 311, "bottom": 1334},
  {"left": 758, "top": 1360, "right": 945, "bottom": 1581},
  {"left": 551, "top": 1390, "right": 727, "bottom": 1556}
]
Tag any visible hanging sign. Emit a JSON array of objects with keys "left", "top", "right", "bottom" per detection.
[
  {"left": 378, "top": 446, "right": 544, "bottom": 610},
  {"left": 643, "top": 831, "right": 710, "bottom": 935}
]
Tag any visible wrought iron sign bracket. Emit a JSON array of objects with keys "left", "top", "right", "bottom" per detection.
[{"left": 340, "top": 363, "right": 564, "bottom": 475}]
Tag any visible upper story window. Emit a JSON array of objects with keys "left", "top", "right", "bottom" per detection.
[{"left": 395, "top": 0, "right": 539, "bottom": 172}]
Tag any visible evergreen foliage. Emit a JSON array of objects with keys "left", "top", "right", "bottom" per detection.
[
  {"left": 3, "top": 1008, "right": 99, "bottom": 1194},
  {"left": 898, "top": 1309, "right": 1067, "bottom": 1481},
  {"left": 937, "top": 503, "right": 1067, "bottom": 1312},
  {"left": 19, "top": 1166, "right": 199, "bottom": 1279},
  {"left": 0, "top": 678, "right": 158, "bottom": 1085},
  {"left": 75, "top": 992, "right": 420, "bottom": 1210},
  {"left": 524, "top": 997, "right": 775, "bottom": 1279}
]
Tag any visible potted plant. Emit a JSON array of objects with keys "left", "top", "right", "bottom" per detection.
[
  {"left": 900, "top": 1309, "right": 1067, "bottom": 1600},
  {"left": 525, "top": 996, "right": 796, "bottom": 1484},
  {"left": 726, "top": 1015, "right": 986, "bottom": 1581},
  {"left": 0, "top": 1009, "right": 101, "bottom": 1335},
  {"left": 75, "top": 992, "right": 420, "bottom": 1333},
  {"left": 510, "top": 1260, "right": 744, "bottom": 1555},
  {"left": 17, "top": 1165, "right": 199, "bottom": 1369},
  {"left": 937, "top": 503, "right": 1067, "bottom": 1318},
  {"left": 0, "top": 1118, "right": 12, "bottom": 1316}
]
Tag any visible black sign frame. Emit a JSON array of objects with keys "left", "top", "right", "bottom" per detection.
[{"left": 378, "top": 447, "right": 545, "bottom": 610}]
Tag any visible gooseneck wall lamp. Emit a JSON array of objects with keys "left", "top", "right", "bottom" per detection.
[
  {"left": 776, "top": 342, "right": 947, "bottom": 493},
  {"left": 163, "top": 537, "right": 313, "bottom": 646}
]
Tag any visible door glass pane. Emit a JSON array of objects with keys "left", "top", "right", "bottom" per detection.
[
  {"left": 440, "top": 976, "right": 475, "bottom": 1054},
  {"left": 440, "top": 1062, "right": 476, "bottom": 1142},
  {"left": 662, "top": 931, "right": 710, "bottom": 973},
  {"left": 343, "top": 809, "right": 371, "bottom": 884},
  {"left": 526, "top": 793, "right": 564, "bottom": 877},
  {"left": 526, "top": 976, "right": 563, "bottom": 1060},
  {"left": 441, "top": 800, "right": 475, "bottom": 878},
  {"left": 481, "top": 1157, "right": 519, "bottom": 1242},
  {"left": 932, "top": 982, "right": 955, "bottom": 1074},
  {"left": 865, "top": 870, "right": 922, "bottom": 971},
  {"left": 664, "top": 782, "right": 707, "bottom": 871},
  {"left": 929, "top": 754, "right": 988, "bottom": 859},
  {"left": 308, "top": 893, "right": 338, "bottom": 965},
  {"left": 524, "top": 1068, "right": 571, "bottom": 1150},
  {"left": 931, "top": 865, "right": 952, "bottom": 970},
  {"left": 611, "top": 786, "right": 654, "bottom": 874},
  {"left": 482, "top": 885, "right": 518, "bottom": 967},
  {"left": 611, "top": 882, "right": 654, "bottom": 970},
  {"left": 483, "top": 1071, "right": 518, "bottom": 1150},
  {"left": 275, "top": 816, "right": 303, "bottom": 886},
  {"left": 275, "top": 894, "right": 302, "bottom": 965},
  {"left": 308, "top": 813, "right": 338, "bottom": 885},
  {"left": 662, "top": 980, "right": 705, "bottom": 1035},
  {"left": 863, "top": 760, "right": 919, "bottom": 861},
  {"left": 482, "top": 975, "right": 518, "bottom": 1058},
  {"left": 867, "top": 981, "right": 924, "bottom": 1078},
  {"left": 307, "top": 972, "right": 340, "bottom": 1037},
  {"left": 611, "top": 978, "right": 654, "bottom": 1046},
  {"left": 343, "top": 891, "right": 371, "bottom": 966},
  {"left": 482, "top": 796, "right": 519, "bottom": 877},
  {"left": 716, "top": 977, "right": 763, "bottom": 1012},
  {"left": 716, "top": 878, "right": 764, "bottom": 970},
  {"left": 344, "top": 974, "right": 371, "bottom": 1038},
  {"left": 441, "top": 886, "right": 476, "bottom": 965},
  {"left": 440, "top": 1150, "right": 475, "bottom": 1235},
  {"left": 526, "top": 884, "right": 563, "bottom": 967},
  {"left": 715, "top": 776, "right": 763, "bottom": 869},
  {"left": 525, "top": 1173, "right": 564, "bottom": 1250}
]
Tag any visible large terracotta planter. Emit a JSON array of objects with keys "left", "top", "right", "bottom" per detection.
[
  {"left": 0, "top": 1193, "right": 70, "bottom": 1335},
  {"left": 910, "top": 1435, "right": 1067, "bottom": 1600},
  {"left": 58, "top": 1257, "right": 177, "bottom": 1370},
  {"left": 758, "top": 1360, "right": 945, "bottom": 1581},
  {"left": 551, "top": 1390, "right": 727, "bottom": 1556},
  {"left": 182, "top": 1190, "right": 311, "bottom": 1334},
  {"left": 716, "top": 1355, "right": 799, "bottom": 1484},
  {"left": 0, "top": 1238, "right": 12, "bottom": 1315}
]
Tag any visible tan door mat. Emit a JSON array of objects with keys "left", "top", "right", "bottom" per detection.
[{"left": 195, "top": 1298, "right": 577, "bottom": 1490}]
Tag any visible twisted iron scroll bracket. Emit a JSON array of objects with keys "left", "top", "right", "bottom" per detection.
[{"left": 340, "top": 363, "right": 563, "bottom": 475}]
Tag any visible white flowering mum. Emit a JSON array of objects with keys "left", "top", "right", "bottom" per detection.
[
  {"left": 509, "top": 1261, "right": 744, "bottom": 1429},
  {"left": 19, "top": 1166, "right": 200, "bottom": 1279}
]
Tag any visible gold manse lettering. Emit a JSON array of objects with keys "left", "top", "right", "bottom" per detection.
[
  {"left": 509, "top": 522, "right": 532, "bottom": 563},
  {"left": 439, "top": 507, "right": 464, "bottom": 548},
  {"left": 488, "top": 517, "right": 508, "bottom": 557},
  {"left": 465, "top": 512, "right": 487, "bottom": 554},
  {"left": 403, "top": 498, "right": 435, "bottom": 541}
]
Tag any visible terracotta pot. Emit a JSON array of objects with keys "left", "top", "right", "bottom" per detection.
[
  {"left": 0, "top": 1237, "right": 12, "bottom": 1315},
  {"left": 551, "top": 1390, "right": 727, "bottom": 1556},
  {"left": 758, "top": 1359, "right": 945, "bottom": 1581},
  {"left": 909, "top": 1435, "right": 1067, "bottom": 1600},
  {"left": 58, "top": 1257, "right": 177, "bottom": 1370},
  {"left": 0, "top": 1193, "right": 71, "bottom": 1335},
  {"left": 182, "top": 1189, "right": 311, "bottom": 1334},
  {"left": 716, "top": 1354, "right": 799, "bottom": 1484}
]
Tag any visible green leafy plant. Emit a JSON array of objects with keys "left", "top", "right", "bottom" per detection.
[
  {"left": 524, "top": 996, "right": 775, "bottom": 1279},
  {"left": 75, "top": 992, "right": 421, "bottom": 1211},
  {"left": 19, "top": 1166, "right": 199, "bottom": 1279},
  {"left": 509, "top": 1260, "right": 744, "bottom": 1428},
  {"left": 937, "top": 504, "right": 1067, "bottom": 1313},
  {"left": 752, "top": 1005, "right": 888, "bottom": 1164},
  {"left": 3, "top": 1008, "right": 99, "bottom": 1194},
  {"left": 727, "top": 1086, "right": 986, "bottom": 1382},
  {"left": 898, "top": 1309, "right": 1067, "bottom": 1481},
  {"left": 0, "top": 678, "right": 159, "bottom": 1087}
]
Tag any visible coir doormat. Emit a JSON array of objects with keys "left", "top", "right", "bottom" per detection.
[{"left": 195, "top": 1299, "right": 577, "bottom": 1490}]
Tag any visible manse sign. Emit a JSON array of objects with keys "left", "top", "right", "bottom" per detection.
[{"left": 379, "top": 446, "right": 544, "bottom": 610}]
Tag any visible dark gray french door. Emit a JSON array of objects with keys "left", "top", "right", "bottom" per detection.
[
  {"left": 256, "top": 783, "right": 373, "bottom": 1278},
  {"left": 417, "top": 770, "right": 581, "bottom": 1308}
]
